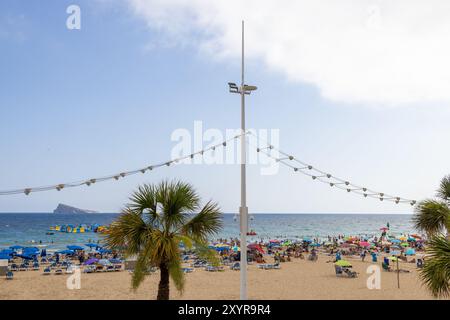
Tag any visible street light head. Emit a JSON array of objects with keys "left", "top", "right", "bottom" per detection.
[
  {"left": 228, "top": 82, "right": 239, "bottom": 93},
  {"left": 243, "top": 85, "right": 257, "bottom": 91}
]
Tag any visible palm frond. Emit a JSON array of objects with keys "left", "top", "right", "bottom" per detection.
[
  {"left": 420, "top": 236, "right": 450, "bottom": 298},
  {"left": 182, "top": 201, "right": 222, "bottom": 242},
  {"left": 413, "top": 199, "right": 450, "bottom": 236},
  {"left": 157, "top": 180, "right": 199, "bottom": 231},
  {"left": 437, "top": 175, "right": 450, "bottom": 202},
  {"left": 104, "top": 208, "right": 149, "bottom": 256}
]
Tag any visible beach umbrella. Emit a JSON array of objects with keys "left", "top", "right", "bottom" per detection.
[
  {"left": 400, "top": 242, "right": 409, "bottom": 247},
  {"left": 67, "top": 245, "right": 84, "bottom": 251},
  {"left": 232, "top": 246, "right": 240, "bottom": 252},
  {"left": 359, "top": 241, "right": 370, "bottom": 247},
  {"left": 335, "top": 260, "right": 352, "bottom": 267},
  {"left": 85, "top": 243, "right": 97, "bottom": 248},
  {"left": 310, "top": 243, "right": 321, "bottom": 247},
  {"left": 84, "top": 258, "right": 99, "bottom": 265},
  {"left": 0, "top": 254, "right": 11, "bottom": 261},
  {"left": 407, "top": 237, "right": 416, "bottom": 242},
  {"left": 302, "top": 238, "right": 312, "bottom": 243},
  {"left": 9, "top": 245, "right": 24, "bottom": 251},
  {"left": 390, "top": 250, "right": 401, "bottom": 256},
  {"left": 390, "top": 239, "right": 401, "bottom": 243},
  {"left": 388, "top": 256, "right": 400, "bottom": 261},
  {"left": 0, "top": 249, "right": 14, "bottom": 255},
  {"left": 15, "top": 254, "right": 34, "bottom": 260},
  {"left": 248, "top": 244, "right": 265, "bottom": 254},
  {"left": 405, "top": 248, "right": 416, "bottom": 256},
  {"left": 97, "top": 249, "right": 112, "bottom": 254},
  {"left": 56, "top": 249, "right": 75, "bottom": 255}
]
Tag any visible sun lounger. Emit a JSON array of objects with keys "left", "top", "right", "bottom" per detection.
[
  {"left": 6, "top": 271, "right": 14, "bottom": 280},
  {"left": 231, "top": 262, "right": 240, "bottom": 270},
  {"left": 32, "top": 263, "right": 40, "bottom": 271},
  {"left": 43, "top": 267, "right": 51, "bottom": 275},
  {"left": 83, "top": 265, "right": 96, "bottom": 273},
  {"left": 55, "top": 269, "right": 63, "bottom": 275},
  {"left": 113, "top": 264, "right": 122, "bottom": 271},
  {"left": 19, "top": 264, "right": 27, "bottom": 271},
  {"left": 10, "top": 264, "right": 18, "bottom": 272},
  {"left": 182, "top": 268, "right": 194, "bottom": 273},
  {"left": 106, "top": 265, "right": 115, "bottom": 272}
]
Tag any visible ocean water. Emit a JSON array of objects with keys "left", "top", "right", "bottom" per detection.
[{"left": 0, "top": 213, "right": 415, "bottom": 251}]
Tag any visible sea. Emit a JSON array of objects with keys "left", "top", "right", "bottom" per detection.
[{"left": 0, "top": 213, "right": 416, "bottom": 252}]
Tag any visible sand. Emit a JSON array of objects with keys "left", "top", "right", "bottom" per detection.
[
  {"left": 0, "top": 253, "right": 439, "bottom": 300},
  {"left": 0, "top": 255, "right": 432, "bottom": 300}
]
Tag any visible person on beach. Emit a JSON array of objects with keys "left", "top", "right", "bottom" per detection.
[
  {"left": 335, "top": 250, "right": 342, "bottom": 262},
  {"left": 361, "top": 250, "right": 367, "bottom": 262}
]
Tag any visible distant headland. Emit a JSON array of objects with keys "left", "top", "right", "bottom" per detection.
[{"left": 53, "top": 204, "right": 98, "bottom": 214}]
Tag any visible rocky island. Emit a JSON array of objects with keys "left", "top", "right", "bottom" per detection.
[{"left": 53, "top": 203, "right": 98, "bottom": 214}]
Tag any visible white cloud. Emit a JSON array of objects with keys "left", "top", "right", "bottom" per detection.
[{"left": 127, "top": 0, "right": 450, "bottom": 107}]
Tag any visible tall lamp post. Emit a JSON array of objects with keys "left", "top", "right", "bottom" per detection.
[{"left": 228, "top": 20, "right": 257, "bottom": 300}]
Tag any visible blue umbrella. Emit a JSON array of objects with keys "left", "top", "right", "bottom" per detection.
[
  {"left": 303, "top": 238, "right": 313, "bottom": 243},
  {"left": 85, "top": 243, "right": 97, "bottom": 248},
  {"left": 67, "top": 245, "right": 84, "bottom": 251},
  {"left": 0, "top": 249, "right": 14, "bottom": 255},
  {"left": 0, "top": 253, "right": 11, "bottom": 260},
  {"left": 390, "top": 239, "right": 401, "bottom": 243},
  {"left": 56, "top": 250, "right": 75, "bottom": 255},
  {"left": 97, "top": 249, "right": 112, "bottom": 254},
  {"left": 109, "top": 259, "right": 122, "bottom": 264},
  {"left": 405, "top": 248, "right": 416, "bottom": 255},
  {"left": 9, "top": 245, "right": 24, "bottom": 250},
  {"left": 309, "top": 243, "right": 321, "bottom": 247}
]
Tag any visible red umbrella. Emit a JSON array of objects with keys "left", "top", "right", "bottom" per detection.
[
  {"left": 248, "top": 244, "right": 265, "bottom": 254},
  {"left": 359, "top": 241, "right": 370, "bottom": 247}
]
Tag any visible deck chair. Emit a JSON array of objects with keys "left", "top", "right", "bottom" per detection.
[
  {"left": 182, "top": 268, "right": 194, "bottom": 273},
  {"left": 231, "top": 262, "right": 240, "bottom": 270},
  {"left": 113, "top": 264, "right": 122, "bottom": 271},
  {"left": 19, "top": 264, "right": 27, "bottom": 271},
  {"left": 55, "top": 269, "right": 63, "bottom": 275},
  {"left": 10, "top": 264, "right": 18, "bottom": 272},
  {"left": 343, "top": 267, "right": 357, "bottom": 278},
  {"left": 335, "top": 265, "right": 344, "bottom": 277},
  {"left": 43, "top": 267, "right": 51, "bottom": 275}
]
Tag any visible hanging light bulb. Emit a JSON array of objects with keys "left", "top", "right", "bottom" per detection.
[
  {"left": 410, "top": 200, "right": 416, "bottom": 206},
  {"left": 120, "top": 173, "right": 126, "bottom": 178},
  {"left": 223, "top": 142, "right": 227, "bottom": 147},
  {"left": 347, "top": 189, "right": 351, "bottom": 192},
  {"left": 312, "top": 176, "right": 317, "bottom": 180},
  {"left": 326, "top": 174, "right": 332, "bottom": 178},
  {"left": 90, "top": 179, "right": 96, "bottom": 184},
  {"left": 330, "top": 183, "right": 334, "bottom": 187},
  {"left": 345, "top": 181, "right": 350, "bottom": 186},
  {"left": 308, "top": 165, "right": 313, "bottom": 170},
  {"left": 24, "top": 188, "right": 31, "bottom": 195},
  {"left": 256, "top": 148, "right": 260, "bottom": 153},
  {"left": 363, "top": 194, "right": 368, "bottom": 197},
  {"left": 380, "top": 197, "right": 384, "bottom": 201},
  {"left": 140, "top": 169, "right": 146, "bottom": 174},
  {"left": 289, "top": 156, "right": 294, "bottom": 160},
  {"left": 114, "top": 176, "right": 119, "bottom": 181},
  {"left": 148, "top": 166, "right": 153, "bottom": 171},
  {"left": 363, "top": 188, "right": 367, "bottom": 192},
  {"left": 56, "top": 184, "right": 64, "bottom": 191},
  {"left": 294, "top": 168, "right": 298, "bottom": 172},
  {"left": 190, "top": 154, "right": 194, "bottom": 159}
]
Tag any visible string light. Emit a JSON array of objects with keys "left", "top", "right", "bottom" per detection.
[
  {"left": 247, "top": 132, "right": 416, "bottom": 206},
  {"left": 0, "top": 133, "right": 245, "bottom": 196}
]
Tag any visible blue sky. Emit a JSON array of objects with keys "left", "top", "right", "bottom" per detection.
[{"left": 0, "top": 0, "right": 449, "bottom": 213}]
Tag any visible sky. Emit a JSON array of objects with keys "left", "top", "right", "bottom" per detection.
[{"left": 0, "top": 0, "right": 449, "bottom": 214}]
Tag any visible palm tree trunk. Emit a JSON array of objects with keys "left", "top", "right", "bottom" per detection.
[{"left": 157, "top": 262, "right": 170, "bottom": 300}]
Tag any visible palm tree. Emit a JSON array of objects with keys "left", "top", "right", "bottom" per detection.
[
  {"left": 105, "top": 180, "right": 222, "bottom": 300},
  {"left": 413, "top": 175, "right": 450, "bottom": 298}
]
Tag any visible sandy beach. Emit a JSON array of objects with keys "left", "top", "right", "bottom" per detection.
[{"left": 0, "top": 253, "right": 436, "bottom": 300}]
